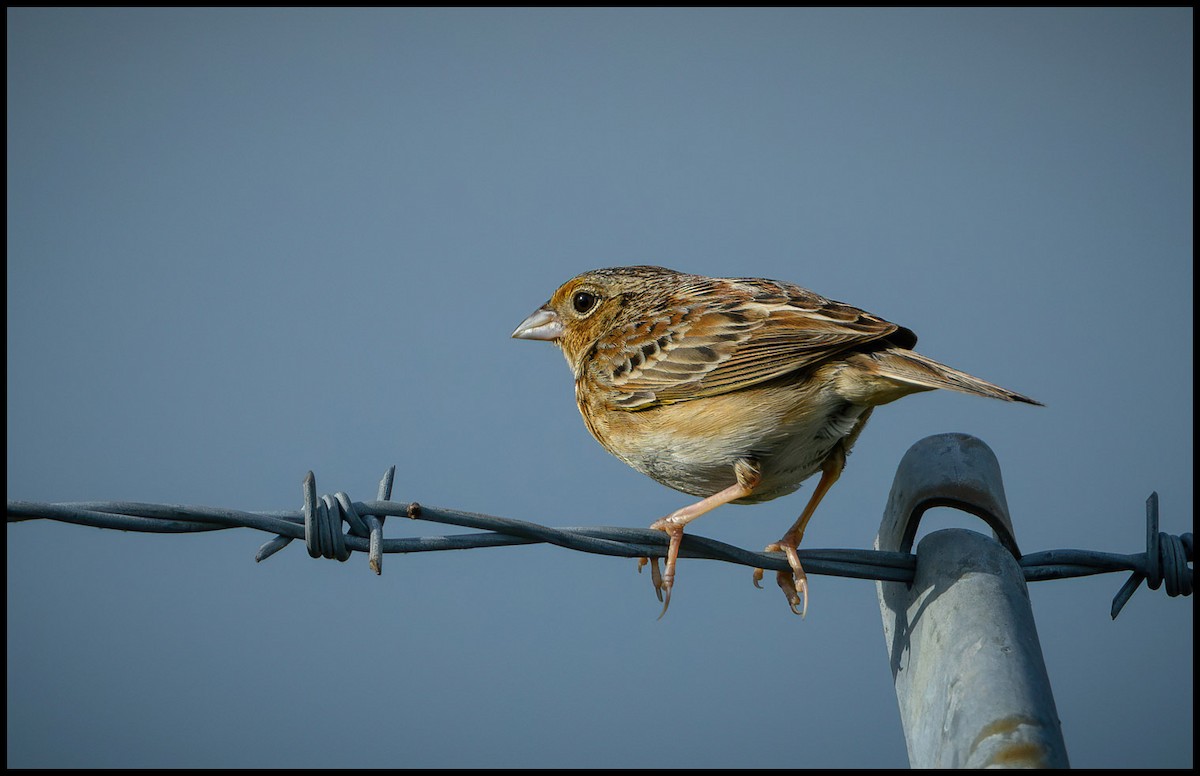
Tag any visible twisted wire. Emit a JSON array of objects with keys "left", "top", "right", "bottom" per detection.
[{"left": 7, "top": 468, "right": 1191, "bottom": 618}]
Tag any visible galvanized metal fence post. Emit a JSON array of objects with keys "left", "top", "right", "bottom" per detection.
[{"left": 876, "top": 433, "right": 1070, "bottom": 768}]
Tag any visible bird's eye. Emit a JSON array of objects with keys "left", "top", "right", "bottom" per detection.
[{"left": 572, "top": 291, "right": 599, "bottom": 314}]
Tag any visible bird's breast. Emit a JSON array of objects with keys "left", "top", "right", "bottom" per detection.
[{"left": 577, "top": 373, "right": 870, "bottom": 503}]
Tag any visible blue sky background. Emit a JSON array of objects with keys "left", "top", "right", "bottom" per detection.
[{"left": 7, "top": 8, "right": 1192, "bottom": 768}]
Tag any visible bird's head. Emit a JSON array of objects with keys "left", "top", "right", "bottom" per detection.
[{"left": 511, "top": 266, "right": 683, "bottom": 373}]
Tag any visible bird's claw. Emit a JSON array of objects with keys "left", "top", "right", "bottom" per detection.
[
  {"left": 751, "top": 565, "right": 765, "bottom": 589},
  {"left": 656, "top": 583, "right": 672, "bottom": 620},
  {"left": 756, "top": 542, "right": 809, "bottom": 617},
  {"left": 638, "top": 556, "right": 668, "bottom": 604},
  {"left": 776, "top": 570, "right": 809, "bottom": 618}
]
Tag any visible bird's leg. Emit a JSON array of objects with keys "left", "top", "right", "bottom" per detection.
[
  {"left": 642, "top": 458, "right": 761, "bottom": 618},
  {"left": 753, "top": 444, "right": 847, "bottom": 617}
]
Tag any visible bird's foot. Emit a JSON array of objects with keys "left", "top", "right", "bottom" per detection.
[
  {"left": 754, "top": 541, "right": 809, "bottom": 617},
  {"left": 643, "top": 516, "right": 686, "bottom": 618}
]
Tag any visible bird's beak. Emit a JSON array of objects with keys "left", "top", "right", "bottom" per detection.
[{"left": 511, "top": 306, "right": 564, "bottom": 341}]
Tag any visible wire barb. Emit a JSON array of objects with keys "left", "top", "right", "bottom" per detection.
[{"left": 1109, "top": 492, "right": 1194, "bottom": 619}]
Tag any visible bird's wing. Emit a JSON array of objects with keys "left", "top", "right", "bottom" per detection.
[{"left": 593, "top": 277, "right": 908, "bottom": 409}]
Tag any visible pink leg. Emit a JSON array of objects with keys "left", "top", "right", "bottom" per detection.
[
  {"left": 642, "top": 459, "right": 761, "bottom": 618},
  {"left": 752, "top": 446, "right": 846, "bottom": 617}
]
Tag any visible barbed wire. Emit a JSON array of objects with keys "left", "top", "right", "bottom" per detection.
[{"left": 6, "top": 468, "right": 1191, "bottom": 619}]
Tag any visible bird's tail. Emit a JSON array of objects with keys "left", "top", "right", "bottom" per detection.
[{"left": 857, "top": 348, "right": 1043, "bottom": 406}]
